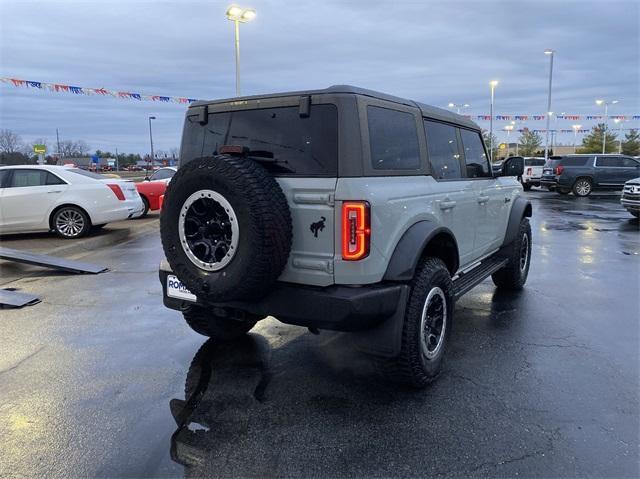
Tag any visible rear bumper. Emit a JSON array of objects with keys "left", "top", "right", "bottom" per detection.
[{"left": 159, "top": 265, "right": 406, "bottom": 332}]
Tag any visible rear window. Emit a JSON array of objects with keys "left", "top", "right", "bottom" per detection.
[
  {"left": 544, "top": 159, "right": 561, "bottom": 168},
  {"left": 65, "top": 168, "right": 105, "bottom": 180},
  {"left": 560, "top": 157, "right": 591, "bottom": 166},
  {"left": 525, "top": 158, "right": 546, "bottom": 166},
  {"left": 195, "top": 105, "right": 338, "bottom": 177}
]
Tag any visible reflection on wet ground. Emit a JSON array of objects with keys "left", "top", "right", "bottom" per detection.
[{"left": 0, "top": 190, "right": 638, "bottom": 478}]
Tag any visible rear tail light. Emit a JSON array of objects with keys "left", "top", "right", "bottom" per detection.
[
  {"left": 106, "top": 184, "right": 125, "bottom": 201},
  {"left": 526, "top": 167, "right": 532, "bottom": 175},
  {"left": 342, "top": 201, "right": 370, "bottom": 261},
  {"left": 555, "top": 165, "right": 564, "bottom": 175}
]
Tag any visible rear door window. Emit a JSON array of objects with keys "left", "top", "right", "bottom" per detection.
[
  {"left": 459, "top": 128, "right": 490, "bottom": 178},
  {"left": 622, "top": 157, "right": 640, "bottom": 167},
  {"left": 199, "top": 105, "right": 338, "bottom": 177},
  {"left": 424, "top": 120, "right": 462, "bottom": 180},
  {"left": 525, "top": 158, "right": 546, "bottom": 166},
  {"left": 0, "top": 170, "right": 8, "bottom": 187},
  {"left": 8, "top": 169, "right": 47, "bottom": 187},
  {"left": 46, "top": 172, "right": 66, "bottom": 185},
  {"left": 367, "top": 106, "right": 421, "bottom": 170}
]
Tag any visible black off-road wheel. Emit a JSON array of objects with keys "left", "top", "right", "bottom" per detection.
[
  {"left": 160, "top": 156, "right": 292, "bottom": 302},
  {"left": 383, "top": 257, "right": 454, "bottom": 388},
  {"left": 492, "top": 218, "right": 532, "bottom": 290},
  {"left": 182, "top": 304, "right": 259, "bottom": 340}
]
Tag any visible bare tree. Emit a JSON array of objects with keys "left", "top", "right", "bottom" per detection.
[
  {"left": 58, "top": 139, "right": 91, "bottom": 158},
  {"left": 0, "top": 129, "right": 23, "bottom": 153}
]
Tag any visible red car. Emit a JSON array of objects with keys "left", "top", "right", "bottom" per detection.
[{"left": 135, "top": 167, "right": 177, "bottom": 216}]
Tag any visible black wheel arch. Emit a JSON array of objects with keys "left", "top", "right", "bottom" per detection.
[
  {"left": 49, "top": 204, "right": 92, "bottom": 230},
  {"left": 501, "top": 196, "right": 532, "bottom": 247},
  {"left": 383, "top": 222, "right": 459, "bottom": 281}
]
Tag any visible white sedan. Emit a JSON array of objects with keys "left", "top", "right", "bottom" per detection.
[{"left": 0, "top": 165, "right": 144, "bottom": 238}]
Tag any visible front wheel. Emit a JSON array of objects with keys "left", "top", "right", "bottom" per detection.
[
  {"left": 52, "top": 206, "right": 91, "bottom": 239},
  {"left": 492, "top": 218, "right": 532, "bottom": 290},
  {"left": 182, "top": 304, "right": 258, "bottom": 340},
  {"left": 383, "top": 257, "right": 454, "bottom": 388}
]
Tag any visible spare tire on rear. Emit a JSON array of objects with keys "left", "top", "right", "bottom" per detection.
[{"left": 160, "top": 156, "right": 292, "bottom": 302}]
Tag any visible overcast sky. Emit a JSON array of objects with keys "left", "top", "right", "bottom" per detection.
[{"left": 1, "top": 0, "right": 639, "bottom": 155}]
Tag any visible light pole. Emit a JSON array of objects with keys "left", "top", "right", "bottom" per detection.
[
  {"left": 572, "top": 124, "right": 582, "bottom": 153},
  {"left": 614, "top": 118, "right": 623, "bottom": 153},
  {"left": 148, "top": 115, "right": 156, "bottom": 177},
  {"left": 511, "top": 121, "right": 520, "bottom": 155},
  {"left": 543, "top": 49, "right": 554, "bottom": 161},
  {"left": 489, "top": 80, "right": 499, "bottom": 163},
  {"left": 596, "top": 99, "right": 618, "bottom": 154},
  {"left": 447, "top": 102, "right": 470, "bottom": 114},
  {"left": 226, "top": 4, "right": 256, "bottom": 97},
  {"left": 504, "top": 125, "right": 514, "bottom": 157}
]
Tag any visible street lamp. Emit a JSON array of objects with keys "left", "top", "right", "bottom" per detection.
[
  {"left": 504, "top": 125, "right": 514, "bottom": 158},
  {"left": 543, "top": 49, "right": 555, "bottom": 161},
  {"left": 447, "top": 102, "right": 470, "bottom": 114},
  {"left": 226, "top": 4, "right": 256, "bottom": 97},
  {"left": 595, "top": 99, "right": 618, "bottom": 154},
  {"left": 571, "top": 124, "right": 582, "bottom": 153},
  {"left": 614, "top": 118, "right": 623, "bottom": 153},
  {"left": 489, "top": 80, "right": 499, "bottom": 162},
  {"left": 148, "top": 115, "right": 156, "bottom": 177}
]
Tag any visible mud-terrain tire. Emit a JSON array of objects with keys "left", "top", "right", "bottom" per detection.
[
  {"left": 383, "top": 258, "right": 454, "bottom": 388},
  {"left": 161, "top": 156, "right": 292, "bottom": 302},
  {"left": 183, "top": 304, "right": 258, "bottom": 340},
  {"left": 492, "top": 218, "right": 532, "bottom": 290}
]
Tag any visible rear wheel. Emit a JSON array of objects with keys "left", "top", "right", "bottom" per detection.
[
  {"left": 572, "top": 178, "right": 592, "bottom": 197},
  {"left": 557, "top": 188, "right": 570, "bottom": 195},
  {"left": 182, "top": 304, "right": 259, "bottom": 340},
  {"left": 139, "top": 196, "right": 150, "bottom": 218},
  {"left": 52, "top": 206, "right": 91, "bottom": 239},
  {"left": 492, "top": 218, "right": 532, "bottom": 290},
  {"left": 522, "top": 183, "right": 532, "bottom": 191},
  {"left": 383, "top": 257, "right": 453, "bottom": 388}
]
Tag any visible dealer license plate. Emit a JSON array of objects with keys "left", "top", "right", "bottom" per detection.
[{"left": 166, "top": 275, "right": 197, "bottom": 302}]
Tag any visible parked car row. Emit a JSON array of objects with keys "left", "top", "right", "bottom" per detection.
[{"left": 0, "top": 165, "right": 144, "bottom": 238}]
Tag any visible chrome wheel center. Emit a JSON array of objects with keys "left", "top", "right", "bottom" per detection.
[
  {"left": 178, "top": 190, "right": 239, "bottom": 271},
  {"left": 56, "top": 210, "right": 84, "bottom": 237},
  {"left": 420, "top": 286, "right": 447, "bottom": 360}
]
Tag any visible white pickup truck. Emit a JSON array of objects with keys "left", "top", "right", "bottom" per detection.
[{"left": 521, "top": 157, "right": 546, "bottom": 190}]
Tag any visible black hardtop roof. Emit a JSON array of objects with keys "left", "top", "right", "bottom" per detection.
[{"left": 190, "top": 85, "right": 479, "bottom": 130}]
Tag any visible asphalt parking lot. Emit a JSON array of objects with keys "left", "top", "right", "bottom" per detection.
[{"left": 0, "top": 191, "right": 638, "bottom": 478}]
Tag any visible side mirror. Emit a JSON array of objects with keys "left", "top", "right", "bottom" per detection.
[
  {"left": 144, "top": 176, "right": 150, "bottom": 181},
  {"left": 502, "top": 156, "right": 524, "bottom": 177}
]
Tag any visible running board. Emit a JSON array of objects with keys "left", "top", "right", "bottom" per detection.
[
  {"left": 0, "top": 247, "right": 108, "bottom": 274},
  {"left": 452, "top": 256, "right": 509, "bottom": 300}
]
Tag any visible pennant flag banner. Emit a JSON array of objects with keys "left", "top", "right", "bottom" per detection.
[
  {"left": 2, "top": 77, "right": 639, "bottom": 123},
  {"left": 1, "top": 77, "right": 199, "bottom": 105}
]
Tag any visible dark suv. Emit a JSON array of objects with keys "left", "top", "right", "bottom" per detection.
[{"left": 540, "top": 154, "right": 640, "bottom": 196}]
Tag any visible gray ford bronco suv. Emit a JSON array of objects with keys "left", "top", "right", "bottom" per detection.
[{"left": 159, "top": 85, "right": 532, "bottom": 388}]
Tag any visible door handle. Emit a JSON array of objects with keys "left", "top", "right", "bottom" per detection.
[
  {"left": 477, "top": 195, "right": 490, "bottom": 204},
  {"left": 47, "top": 190, "right": 63, "bottom": 194},
  {"left": 504, "top": 197, "right": 511, "bottom": 203},
  {"left": 439, "top": 200, "right": 457, "bottom": 210}
]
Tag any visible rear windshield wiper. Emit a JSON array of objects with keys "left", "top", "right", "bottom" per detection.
[{"left": 219, "top": 145, "right": 296, "bottom": 173}]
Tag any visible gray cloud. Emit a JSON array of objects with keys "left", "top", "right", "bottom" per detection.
[{"left": 1, "top": 0, "right": 638, "bottom": 154}]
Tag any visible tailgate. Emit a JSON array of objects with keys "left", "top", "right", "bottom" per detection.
[{"left": 275, "top": 178, "right": 337, "bottom": 287}]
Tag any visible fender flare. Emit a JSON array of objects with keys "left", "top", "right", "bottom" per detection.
[
  {"left": 502, "top": 196, "right": 532, "bottom": 246},
  {"left": 383, "top": 221, "right": 459, "bottom": 281}
]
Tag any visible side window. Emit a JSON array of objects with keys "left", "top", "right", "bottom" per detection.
[
  {"left": 9, "top": 169, "right": 47, "bottom": 187},
  {"left": 622, "top": 157, "right": 639, "bottom": 167},
  {"left": 46, "top": 172, "right": 66, "bottom": 185},
  {"left": 424, "top": 120, "right": 462, "bottom": 180},
  {"left": 596, "top": 156, "right": 624, "bottom": 167},
  {"left": 460, "top": 129, "right": 490, "bottom": 178},
  {"left": 367, "top": 106, "right": 421, "bottom": 170},
  {"left": 152, "top": 169, "right": 175, "bottom": 180},
  {"left": 0, "top": 170, "right": 7, "bottom": 188}
]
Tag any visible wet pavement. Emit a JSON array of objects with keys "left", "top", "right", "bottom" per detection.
[{"left": 1, "top": 190, "right": 638, "bottom": 478}]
